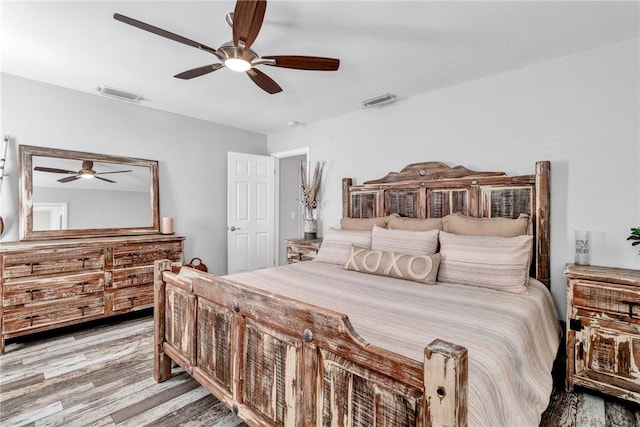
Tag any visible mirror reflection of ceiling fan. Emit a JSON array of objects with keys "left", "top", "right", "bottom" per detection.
[
  {"left": 34, "top": 160, "right": 132, "bottom": 184},
  {"left": 113, "top": 0, "right": 340, "bottom": 94}
]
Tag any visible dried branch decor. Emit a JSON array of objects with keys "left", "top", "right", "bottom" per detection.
[{"left": 300, "top": 160, "right": 325, "bottom": 216}]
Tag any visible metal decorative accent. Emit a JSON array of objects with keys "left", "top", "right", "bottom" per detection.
[
  {"left": 232, "top": 403, "right": 239, "bottom": 415},
  {"left": 233, "top": 302, "right": 240, "bottom": 313},
  {"left": 303, "top": 328, "right": 314, "bottom": 342}
]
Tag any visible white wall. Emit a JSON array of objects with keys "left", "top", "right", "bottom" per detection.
[
  {"left": 268, "top": 37, "right": 640, "bottom": 320},
  {"left": 0, "top": 73, "right": 268, "bottom": 274}
]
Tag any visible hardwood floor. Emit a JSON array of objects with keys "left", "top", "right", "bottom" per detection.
[{"left": 1, "top": 313, "right": 638, "bottom": 426}]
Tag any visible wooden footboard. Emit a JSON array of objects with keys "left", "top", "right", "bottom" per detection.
[{"left": 154, "top": 260, "right": 468, "bottom": 426}]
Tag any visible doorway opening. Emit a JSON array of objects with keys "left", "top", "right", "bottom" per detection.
[{"left": 272, "top": 148, "right": 309, "bottom": 265}]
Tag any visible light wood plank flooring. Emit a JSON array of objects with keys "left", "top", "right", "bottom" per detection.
[{"left": 1, "top": 313, "right": 638, "bottom": 426}]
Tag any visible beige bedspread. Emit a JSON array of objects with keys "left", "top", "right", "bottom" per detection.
[{"left": 226, "top": 261, "right": 561, "bottom": 427}]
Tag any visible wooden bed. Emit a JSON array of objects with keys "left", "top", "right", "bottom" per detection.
[{"left": 153, "top": 161, "right": 552, "bottom": 426}]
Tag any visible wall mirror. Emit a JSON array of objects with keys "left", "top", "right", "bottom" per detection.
[{"left": 19, "top": 145, "right": 159, "bottom": 240}]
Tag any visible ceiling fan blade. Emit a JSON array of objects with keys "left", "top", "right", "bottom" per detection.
[
  {"left": 58, "top": 176, "right": 80, "bottom": 183},
  {"left": 232, "top": 0, "right": 266, "bottom": 49},
  {"left": 34, "top": 166, "right": 77, "bottom": 174},
  {"left": 95, "top": 176, "right": 116, "bottom": 184},
  {"left": 94, "top": 170, "right": 133, "bottom": 175},
  {"left": 114, "top": 13, "right": 218, "bottom": 55},
  {"left": 174, "top": 64, "right": 224, "bottom": 80},
  {"left": 262, "top": 55, "right": 340, "bottom": 71},
  {"left": 246, "top": 68, "right": 282, "bottom": 94}
]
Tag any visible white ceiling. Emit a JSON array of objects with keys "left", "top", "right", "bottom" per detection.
[{"left": 2, "top": 1, "right": 638, "bottom": 134}]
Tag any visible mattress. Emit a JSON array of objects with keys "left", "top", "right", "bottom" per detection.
[{"left": 226, "top": 260, "right": 561, "bottom": 427}]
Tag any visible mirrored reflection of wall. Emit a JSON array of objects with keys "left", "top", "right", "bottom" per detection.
[
  {"left": 33, "top": 186, "right": 150, "bottom": 230},
  {"left": 33, "top": 202, "right": 67, "bottom": 230}
]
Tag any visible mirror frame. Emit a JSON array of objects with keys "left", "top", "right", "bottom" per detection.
[{"left": 19, "top": 145, "right": 160, "bottom": 240}]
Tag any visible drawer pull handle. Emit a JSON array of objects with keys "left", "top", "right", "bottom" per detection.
[
  {"left": 25, "top": 314, "right": 39, "bottom": 326},
  {"left": 128, "top": 273, "right": 138, "bottom": 285},
  {"left": 128, "top": 296, "right": 137, "bottom": 307},
  {"left": 76, "top": 281, "right": 89, "bottom": 292},
  {"left": 78, "top": 257, "right": 90, "bottom": 268},
  {"left": 29, "top": 262, "right": 40, "bottom": 274},
  {"left": 78, "top": 305, "right": 90, "bottom": 316},
  {"left": 621, "top": 300, "right": 639, "bottom": 318},
  {"left": 25, "top": 289, "right": 41, "bottom": 301}
]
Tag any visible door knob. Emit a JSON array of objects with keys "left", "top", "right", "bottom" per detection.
[{"left": 230, "top": 226, "right": 241, "bottom": 231}]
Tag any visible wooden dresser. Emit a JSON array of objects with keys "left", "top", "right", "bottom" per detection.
[
  {"left": 565, "top": 264, "right": 640, "bottom": 403},
  {"left": 0, "top": 234, "right": 184, "bottom": 353},
  {"left": 285, "top": 238, "right": 323, "bottom": 264}
]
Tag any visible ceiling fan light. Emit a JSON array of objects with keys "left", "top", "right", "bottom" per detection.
[
  {"left": 80, "top": 174, "right": 94, "bottom": 179},
  {"left": 225, "top": 57, "right": 252, "bottom": 72}
]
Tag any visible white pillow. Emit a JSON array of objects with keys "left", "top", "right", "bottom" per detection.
[
  {"left": 437, "top": 231, "right": 533, "bottom": 294},
  {"left": 371, "top": 225, "right": 439, "bottom": 255},
  {"left": 314, "top": 228, "right": 372, "bottom": 265}
]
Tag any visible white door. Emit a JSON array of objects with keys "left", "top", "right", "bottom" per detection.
[{"left": 227, "top": 152, "right": 275, "bottom": 274}]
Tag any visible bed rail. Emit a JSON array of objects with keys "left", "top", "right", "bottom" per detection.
[{"left": 154, "top": 260, "right": 468, "bottom": 426}]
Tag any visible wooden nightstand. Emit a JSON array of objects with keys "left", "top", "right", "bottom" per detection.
[
  {"left": 565, "top": 264, "right": 640, "bottom": 403},
  {"left": 285, "top": 238, "right": 323, "bottom": 264}
]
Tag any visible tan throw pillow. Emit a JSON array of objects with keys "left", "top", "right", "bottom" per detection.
[
  {"left": 314, "top": 228, "right": 372, "bottom": 266},
  {"left": 340, "top": 217, "right": 387, "bottom": 231},
  {"left": 344, "top": 245, "right": 441, "bottom": 285},
  {"left": 437, "top": 231, "right": 533, "bottom": 294},
  {"left": 442, "top": 212, "right": 530, "bottom": 237},
  {"left": 386, "top": 214, "right": 443, "bottom": 231},
  {"left": 371, "top": 225, "right": 439, "bottom": 255}
]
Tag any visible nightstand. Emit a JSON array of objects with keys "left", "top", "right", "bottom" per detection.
[
  {"left": 285, "top": 238, "right": 323, "bottom": 264},
  {"left": 565, "top": 264, "right": 640, "bottom": 403}
]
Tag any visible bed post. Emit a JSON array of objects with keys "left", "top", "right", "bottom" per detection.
[
  {"left": 535, "top": 161, "right": 551, "bottom": 287},
  {"left": 154, "top": 259, "right": 173, "bottom": 382},
  {"left": 424, "top": 339, "right": 468, "bottom": 427},
  {"left": 342, "top": 178, "right": 352, "bottom": 218}
]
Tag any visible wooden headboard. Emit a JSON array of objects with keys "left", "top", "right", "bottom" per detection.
[{"left": 342, "top": 161, "right": 551, "bottom": 287}]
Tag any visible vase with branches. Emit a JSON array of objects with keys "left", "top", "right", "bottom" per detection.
[{"left": 300, "top": 160, "right": 324, "bottom": 239}]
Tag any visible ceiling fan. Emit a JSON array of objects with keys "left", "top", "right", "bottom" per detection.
[
  {"left": 34, "top": 161, "right": 132, "bottom": 184},
  {"left": 113, "top": 0, "right": 340, "bottom": 94}
]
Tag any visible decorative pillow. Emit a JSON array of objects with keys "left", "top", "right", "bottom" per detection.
[
  {"left": 340, "top": 216, "right": 387, "bottom": 231},
  {"left": 442, "top": 212, "right": 530, "bottom": 237},
  {"left": 314, "top": 228, "right": 372, "bottom": 265},
  {"left": 344, "top": 245, "right": 441, "bottom": 285},
  {"left": 371, "top": 225, "right": 439, "bottom": 255},
  {"left": 385, "top": 214, "right": 443, "bottom": 231},
  {"left": 437, "top": 231, "right": 533, "bottom": 294}
]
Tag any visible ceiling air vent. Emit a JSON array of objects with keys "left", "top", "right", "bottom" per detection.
[
  {"left": 362, "top": 93, "right": 397, "bottom": 109},
  {"left": 96, "top": 85, "right": 144, "bottom": 103}
]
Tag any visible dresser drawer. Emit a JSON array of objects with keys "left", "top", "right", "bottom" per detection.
[
  {"left": 113, "top": 242, "right": 183, "bottom": 268},
  {"left": 112, "top": 265, "right": 154, "bottom": 289},
  {"left": 3, "top": 294, "right": 105, "bottom": 333},
  {"left": 3, "top": 271, "right": 105, "bottom": 307},
  {"left": 2, "top": 248, "right": 105, "bottom": 279},
  {"left": 111, "top": 284, "right": 154, "bottom": 311},
  {"left": 573, "top": 318, "right": 640, "bottom": 394},
  {"left": 285, "top": 239, "right": 322, "bottom": 264},
  {"left": 573, "top": 280, "right": 640, "bottom": 321}
]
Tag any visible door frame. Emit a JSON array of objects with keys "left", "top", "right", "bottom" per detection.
[{"left": 271, "top": 147, "right": 309, "bottom": 266}]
